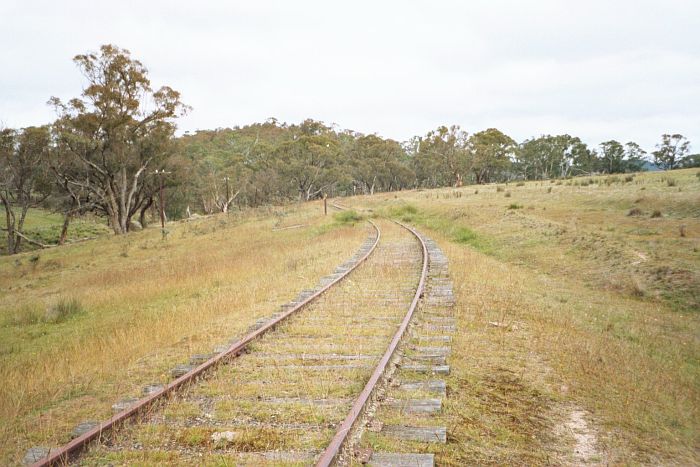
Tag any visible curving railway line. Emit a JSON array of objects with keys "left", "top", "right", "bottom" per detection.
[{"left": 28, "top": 216, "right": 455, "bottom": 466}]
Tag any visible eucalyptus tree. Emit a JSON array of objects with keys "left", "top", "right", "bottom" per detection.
[
  {"left": 275, "top": 120, "right": 342, "bottom": 201},
  {"left": 468, "top": 128, "right": 516, "bottom": 184},
  {"left": 623, "top": 142, "right": 647, "bottom": 172},
  {"left": 653, "top": 134, "right": 690, "bottom": 170},
  {"left": 599, "top": 140, "right": 626, "bottom": 174},
  {"left": 413, "top": 125, "right": 469, "bottom": 187},
  {"left": 0, "top": 126, "right": 53, "bottom": 254},
  {"left": 49, "top": 44, "right": 189, "bottom": 234},
  {"left": 517, "top": 134, "right": 593, "bottom": 179},
  {"left": 349, "top": 134, "right": 409, "bottom": 194}
]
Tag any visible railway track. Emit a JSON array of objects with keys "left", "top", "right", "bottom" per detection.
[{"left": 28, "top": 217, "right": 455, "bottom": 466}]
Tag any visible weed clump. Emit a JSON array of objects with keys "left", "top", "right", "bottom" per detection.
[
  {"left": 650, "top": 210, "right": 663, "bottom": 218},
  {"left": 516, "top": 181, "right": 525, "bottom": 187},
  {"left": 496, "top": 186, "right": 504, "bottom": 192},
  {"left": 453, "top": 227, "right": 478, "bottom": 244},
  {"left": 666, "top": 178, "right": 677, "bottom": 187},
  {"left": 627, "top": 208, "right": 643, "bottom": 216},
  {"left": 3, "top": 298, "right": 84, "bottom": 326},
  {"left": 45, "top": 298, "right": 84, "bottom": 323},
  {"left": 333, "top": 210, "right": 364, "bottom": 225},
  {"left": 508, "top": 203, "right": 523, "bottom": 209},
  {"left": 504, "top": 191, "right": 511, "bottom": 197},
  {"left": 388, "top": 204, "right": 419, "bottom": 222}
]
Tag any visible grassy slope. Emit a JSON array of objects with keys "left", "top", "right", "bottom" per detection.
[
  {"left": 0, "top": 203, "right": 366, "bottom": 464},
  {"left": 344, "top": 168, "right": 699, "bottom": 464},
  {"left": 1, "top": 170, "right": 697, "bottom": 464},
  {"left": 0, "top": 208, "right": 111, "bottom": 254}
]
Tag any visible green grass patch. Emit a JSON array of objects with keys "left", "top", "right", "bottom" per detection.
[
  {"left": 383, "top": 204, "right": 492, "bottom": 254},
  {"left": 333, "top": 210, "right": 364, "bottom": 224},
  {"left": 1, "top": 297, "right": 84, "bottom": 327},
  {"left": 0, "top": 208, "right": 110, "bottom": 255}
]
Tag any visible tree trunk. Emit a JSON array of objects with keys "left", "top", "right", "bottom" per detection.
[
  {"left": 2, "top": 199, "right": 16, "bottom": 254},
  {"left": 58, "top": 212, "right": 72, "bottom": 245},
  {"left": 140, "top": 197, "right": 153, "bottom": 228}
]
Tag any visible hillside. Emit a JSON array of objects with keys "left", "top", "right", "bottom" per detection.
[{"left": 0, "top": 168, "right": 698, "bottom": 465}]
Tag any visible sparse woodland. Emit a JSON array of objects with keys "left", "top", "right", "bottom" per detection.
[{"left": 1, "top": 44, "right": 698, "bottom": 254}]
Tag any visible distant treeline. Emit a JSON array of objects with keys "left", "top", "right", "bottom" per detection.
[
  {"left": 1, "top": 44, "right": 698, "bottom": 254},
  {"left": 173, "top": 122, "right": 698, "bottom": 215}
]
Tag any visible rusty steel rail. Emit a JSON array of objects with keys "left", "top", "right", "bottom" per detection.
[
  {"left": 32, "top": 220, "right": 381, "bottom": 467},
  {"left": 316, "top": 220, "right": 429, "bottom": 467}
]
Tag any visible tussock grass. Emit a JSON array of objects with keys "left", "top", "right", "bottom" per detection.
[{"left": 333, "top": 209, "right": 364, "bottom": 224}]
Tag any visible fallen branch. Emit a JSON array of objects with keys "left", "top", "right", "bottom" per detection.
[
  {"left": 1, "top": 228, "right": 56, "bottom": 248},
  {"left": 272, "top": 224, "right": 308, "bottom": 232}
]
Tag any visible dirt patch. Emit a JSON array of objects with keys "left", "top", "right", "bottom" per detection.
[{"left": 554, "top": 406, "right": 606, "bottom": 465}]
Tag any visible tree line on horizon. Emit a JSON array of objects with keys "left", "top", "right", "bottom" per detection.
[{"left": 1, "top": 45, "right": 698, "bottom": 254}]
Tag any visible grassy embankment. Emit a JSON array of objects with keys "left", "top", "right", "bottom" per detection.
[
  {"left": 0, "top": 203, "right": 366, "bottom": 465},
  {"left": 344, "top": 168, "right": 699, "bottom": 464}
]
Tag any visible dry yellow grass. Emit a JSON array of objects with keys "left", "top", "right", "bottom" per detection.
[
  {"left": 345, "top": 168, "right": 699, "bottom": 464},
  {"left": 0, "top": 204, "right": 366, "bottom": 464},
  {"left": 78, "top": 220, "right": 423, "bottom": 465},
  {"left": 1, "top": 169, "right": 698, "bottom": 464}
]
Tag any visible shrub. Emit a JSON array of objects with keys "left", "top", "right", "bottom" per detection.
[
  {"left": 496, "top": 186, "right": 504, "bottom": 192},
  {"left": 45, "top": 297, "right": 84, "bottom": 323},
  {"left": 516, "top": 181, "right": 525, "bottom": 187},
  {"left": 547, "top": 187, "right": 553, "bottom": 193},
  {"left": 627, "top": 208, "right": 643, "bottom": 216},
  {"left": 453, "top": 227, "right": 478, "bottom": 244},
  {"left": 504, "top": 191, "right": 511, "bottom": 197},
  {"left": 474, "top": 189, "right": 479, "bottom": 194},
  {"left": 507, "top": 203, "right": 523, "bottom": 209},
  {"left": 666, "top": 178, "right": 677, "bottom": 187},
  {"left": 334, "top": 210, "right": 363, "bottom": 224},
  {"left": 624, "top": 175, "right": 635, "bottom": 183},
  {"left": 650, "top": 210, "right": 662, "bottom": 218}
]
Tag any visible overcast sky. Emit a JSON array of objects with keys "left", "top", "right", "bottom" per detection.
[{"left": 2, "top": 0, "right": 699, "bottom": 151}]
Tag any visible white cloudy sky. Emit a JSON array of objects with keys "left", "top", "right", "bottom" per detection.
[{"left": 1, "top": 0, "right": 699, "bottom": 151}]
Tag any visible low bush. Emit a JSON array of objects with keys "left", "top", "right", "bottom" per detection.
[
  {"left": 45, "top": 297, "right": 84, "bottom": 324},
  {"left": 333, "top": 210, "right": 364, "bottom": 225}
]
